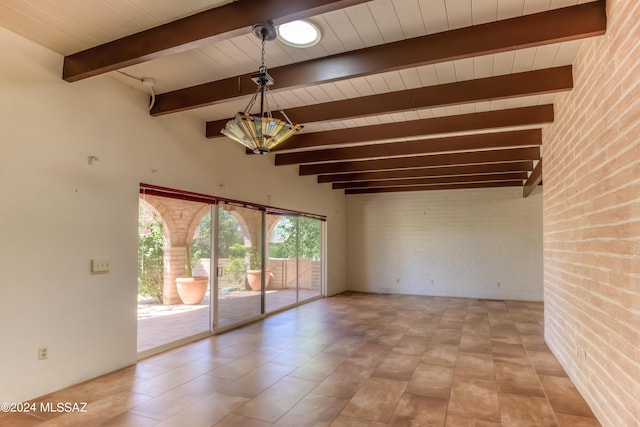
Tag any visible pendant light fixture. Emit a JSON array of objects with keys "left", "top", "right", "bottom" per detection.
[{"left": 221, "top": 22, "right": 303, "bottom": 155}]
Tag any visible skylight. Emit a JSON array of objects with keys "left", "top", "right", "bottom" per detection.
[{"left": 277, "top": 20, "right": 321, "bottom": 48}]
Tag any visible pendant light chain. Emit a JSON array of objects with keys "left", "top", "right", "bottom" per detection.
[
  {"left": 259, "top": 30, "right": 267, "bottom": 118},
  {"left": 259, "top": 30, "right": 267, "bottom": 74},
  {"left": 220, "top": 21, "right": 303, "bottom": 155}
]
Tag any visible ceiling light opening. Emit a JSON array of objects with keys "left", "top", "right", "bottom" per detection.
[{"left": 277, "top": 20, "right": 321, "bottom": 48}]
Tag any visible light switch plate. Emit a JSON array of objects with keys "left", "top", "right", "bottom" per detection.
[{"left": 91, "top": 258, "right": 111, "bottom": 273}]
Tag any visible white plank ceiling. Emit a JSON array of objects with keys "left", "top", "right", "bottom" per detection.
[
  {"left": 0, "top": 1, "right": 591, "bottom": 86},
  {"left": 0, "top": 0, "right": 602, "bottom": 192}
]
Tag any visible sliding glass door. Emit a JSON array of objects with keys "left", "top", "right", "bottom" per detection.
[
  {"left": 138, "top": 183, "right": 326, "bottom": 351},
  {"left": 265, "top": 215, "right": 324, "bottom": 312},
  {"left": 214, "top": 204, "right": 263, "bottom": 330},
  {"left": 137, "top": 195, "right": 212, "bottom": 354},
  {"left": 266, "top": 214, "right": 298, "bottom": 313},
  {"left": 297, "top": 217, "right": 323, "bottom": 302}
]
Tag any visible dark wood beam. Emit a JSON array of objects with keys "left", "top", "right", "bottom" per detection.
[
  {"left": 299, "top": 147, "right": 540, "bottom": 175},
  {"left": 159, "top": 1, "right": 605, "bottom": 115},
  {"left": 275, "top": 129, "right": 541, "bottom": 166},
  {"left": 523, "top": 159, "right": 543, "bottom": 197},
  {"left": 345, "top": 180, "right": 524, "bottom": 194},
  {"left": 318, "top": 161, "right": 534, "bottom": 183},
  {"left": 206, "top": 66, "right": 572, "bottom": 132},
  {"left": 210, "top": 104, "right": 552, "bottom": 147},
  {"left": 333, "top": 172, "right": 528, "bottom": 189},
  {"left": 62, "top": 0, "right": 368, "bottom": 82},
  {"left": 265, "top": 105, "right": 553, "bottom": 151}
]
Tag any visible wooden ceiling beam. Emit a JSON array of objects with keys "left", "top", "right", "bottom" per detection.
[
  {"left": 157, "top": 1, "right": 605, "bottom": 115},
  {"left": 345, "top": 181, "right": 524, "bottom": 194},
  {"left": 267, "top": 105, "right": 553, "bottom": 151},
  {"left": 300, "top": 147, "right": 540, "bottom": 175},
  {"left": 206, "top": 66, "right": 572, "bottom": 134},
  {"left": 275, "top": 129, "right": 540, "bottom": 166},
  {"left": 333, "top": 172, "right": 528, "bottom": 189},
  {"left": 62, "top": 0, "right": 368, "bottom": 82},
  {"left": 523, "top": 159, "right": 543, "bottom": 197},
  {"left": 318, "top": 161, "right": 534, "bottom": 183}
]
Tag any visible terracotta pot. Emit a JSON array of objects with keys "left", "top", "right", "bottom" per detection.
[
  {"left": 246, "top": 269, "right": 271, "bottom": 291},
  {"left": 176, "top": 276, "right": 208, "bottom": 305}
]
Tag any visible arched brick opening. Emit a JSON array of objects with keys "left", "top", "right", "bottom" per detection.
[
  {"left": 140, "top": 194, "right": 209, "bottom": 304},
  {"left": 138, "top": 194, "right": 303, "bottom": 305}
]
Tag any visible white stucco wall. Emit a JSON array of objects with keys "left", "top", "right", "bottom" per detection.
[
  {"left": 346, "top": 187, "right": 543, "bottom": 301},
  {"left": 0, "top": 27, "right": 346, "bottom": 402}
]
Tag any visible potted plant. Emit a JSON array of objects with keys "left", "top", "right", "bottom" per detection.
[
  {"left": 175, "top": 243, "right": 208, "bottom": 304},
  {"left": 245, "top": 246, "right": 271, "bottom": 291}
]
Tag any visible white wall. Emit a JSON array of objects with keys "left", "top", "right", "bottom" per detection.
[
  {"left": 346, "top": 187, "right": 542, "bottom": 300},
  {"left": 0, "top": 27, "right": 346, "bottom": 402}
]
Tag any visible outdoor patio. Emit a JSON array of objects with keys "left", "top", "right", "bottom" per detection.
[{"left": 137, "top": 288, "right": 321, "bottom": 353}]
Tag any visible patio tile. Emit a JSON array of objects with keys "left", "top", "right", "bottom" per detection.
[
  {"left": 329, "top": 415, "right": 386, "bottom": 426},
  {"left": 448, "top": 376, "right": 500, "bottom": 422},
  {"left": 498, "top": 392, "right": 559, "bottom": 426},
  {"left": 406, "top": 362, "right": 454, "bottom": 399},
  {"left": 313, "top": 363, "right": 376, "bottom": 399},
  {"left": 218, "top": 362, "right": 295, "bottom": 398},
  {"left": 289, "top": 353, "right": 347, "bottom": 380},
  {"left": 212, "top": 413, "right": 271, "bottom": 427},
  {"left": 444, "top": 413, "right": 501, "bottom": 426},
  {"left": 420, "top": 343, "right": 459, "bottom": 367},
  {"left": 540, "top": 375, "right": 596, "bottom": 418},
  {"left": 232, "top": 375, "right": 318, "bottom": 422},
  {"left": 459, "top": 334, "right": 493, "bottom": 354},
  {"left": 272, "top": 394, "right": 348, "bottom": 426},
  {"left": 129, "top": 375, "right": 231, "bottom": 420},
  {"left": 494, "top": 361, "right": 545, "bottom": 396},
  {"left": 389, "top": 393, "right": 448, "bottom": 426},
  {"left": 372, "top": 350, "right": 420, "bottom": 381},
  {"left": 340, "top": 377, "right": 407, "bottom": 423},
  {"left": 454, "top": 352, "right": 495, "bottom": 380},
  {"left": 154, "top": 392, "right": 248, "bottom": 426}
]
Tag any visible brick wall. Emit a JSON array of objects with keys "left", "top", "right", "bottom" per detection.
[
  {"left": 542, "top": 0, "right": 640, "bottom": 425},
  {"left": 346, "top": 187, "right": 542, "bottom": 300}
]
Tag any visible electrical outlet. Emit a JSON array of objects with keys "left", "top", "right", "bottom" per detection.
[
  {"left": 91, "top": 258, "right": 111, "bottom": 273},
  {"left": 38, "top": 346, "right": 48, "bottom": 360}
]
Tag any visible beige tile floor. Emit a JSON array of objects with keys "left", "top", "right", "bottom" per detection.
[
  {"left": 1, "top": 292, "right": 601, "bottom": 426},
  {"left": 138, "top": 289, "right": 321, "bottom": 353}
]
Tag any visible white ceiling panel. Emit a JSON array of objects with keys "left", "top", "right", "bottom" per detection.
[
  {"left": 345, "top": 3, "right": 385, "bottom": 47},
  {"left": 0, "top": 0, "right": 602, "bottom": 191},
  {"left": 473, "top": 0, "right": 499, "bottom": 25},
  {"left": 434, "top": 62, "right": 457, "bottom": 84},
  {"left": 454, "top": 58, "right": 476, "bottom": 81},
  {"left": 445, "top": 0, "right": 473, "bottom": 29},
  {"left": 474, "top": 55, "right": 495, "bottom": 78},
  {"left": 419, "top": 0, "right": 449, "bottom": 34},
  {"left": 497, "top": 0, "right": 525, "bottom": 19},
  {"left": 367, "top": 0, "right": 405, "bottom": 42},
  {"left": 394, "top": 0, "right": 427, "bottom": 38}
]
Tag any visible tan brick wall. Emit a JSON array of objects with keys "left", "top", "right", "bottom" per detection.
[{"left": 542, "top": 1, "right": 640, "bottom": 425}]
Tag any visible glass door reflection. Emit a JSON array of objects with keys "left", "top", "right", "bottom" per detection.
[
  {"left": 266, "top": 214, "right": 299, "bottom": 313},
  {"left": 297, "top": 217, "right": 323, "bottom": 302},
  {"left": 215, "top": 204, "right": 263, "bottom": 330}
]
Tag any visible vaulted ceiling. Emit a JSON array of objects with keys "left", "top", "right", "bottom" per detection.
[{"left": 0, "top": 0, "right": 606, "bottom": 196}]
